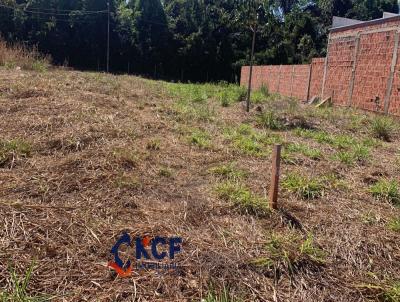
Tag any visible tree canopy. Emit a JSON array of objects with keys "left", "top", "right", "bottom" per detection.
[{"left": 0, "top": 0, "right": 398, "bottom": 82}]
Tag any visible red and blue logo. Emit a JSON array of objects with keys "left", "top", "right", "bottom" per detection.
[{"left": 108, "top": 233, "right": 182, "bottom": 277}]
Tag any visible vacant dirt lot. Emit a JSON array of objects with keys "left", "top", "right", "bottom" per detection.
[{"left": 0, "top": 68, "right": 399, "bottom": 301}]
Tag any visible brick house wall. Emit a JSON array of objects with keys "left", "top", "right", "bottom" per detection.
[{"left": 240, "top": 15, "right": 400, "bottom": 116}]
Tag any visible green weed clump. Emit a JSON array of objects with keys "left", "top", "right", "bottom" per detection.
[
  {"left": 113, "top": 148, "right": 138, "bottom": 169},
  {"left": 158, "top": 166, "right": 173, "bottom": 178},
  {"left": 252, "top": 233, "right": 326, "bottom": 273},
  {"left": 208, "top": 163, "right": 247, "bottom": 181},
  {"left": 370, "top": 116, "right": 397, "bottom": 142},
  {"left": 224, "top": 124, "right": 282, "bottom": 157},
  {"left": 285, "top": 143, "right": 322, "bottom": 160},
  {"left": 0, "top": 139, "right": 32, "bottom": 167},
  {"left": 388, "top": 217, "right": 400, "bottom": 232},
  {"left": 282, "top": 172, "right": 325, "bottom": 199},
  {"left": 259, "top": 84, "right": 269, "bottom": 97},
  {"left": 332, "top": 144, "right": 370, "bottom": 166},
  {"left": 204, "top": 286, "right": 239, "bottom": 302},
  {"left": 188, "top": 128, "right": 212, "bottom": 149},
  {"left": 257, "top": 111, "right": 285, "bottom": 130},
  {"left": 146, "top": 139, "right": 161, "bottom": 150},
  {"left": 383, "top": 282, "right": 400, "bottom": 302},
  {"left": 294, "top": 128, "right": 356, "bottom": 149},
  {"left": 370, "top": 179, "right": 400, "bottom": 205},
  {"left": 215, "top": 181, "right": 270, "bottom": 216},
  {"left": 0, "top": 262, "right": 48, "bottom": 302}
]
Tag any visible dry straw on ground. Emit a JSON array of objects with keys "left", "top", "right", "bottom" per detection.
[{"left": 0, "top": 54, "right": 399, "bottom": 301}]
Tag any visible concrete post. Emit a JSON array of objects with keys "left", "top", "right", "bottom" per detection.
[
  {"left": 321, "top": 34, "right": 331, "bottom": 99},
  {"left": 277, "top": 65, "right": 282, "bottom": 93},
  {"left": 347, "top": 33, "right": 361, "bottom": 107},
  {"left": 384, "top": 30, "right": 400, "bottom": 114},
  {"left": 306, "top": 63, "right": 313, "bottom": 101},
  {"left": 290, "top": 65, "right": 295, "bottom": 97}
]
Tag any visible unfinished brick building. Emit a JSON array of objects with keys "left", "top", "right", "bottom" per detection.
[{"left": 241, "top": 13, "right": 400, "bottom": 116}]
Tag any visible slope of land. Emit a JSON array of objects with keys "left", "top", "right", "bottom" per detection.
[{"left": 0, "top": 68, "right": 399, "bottom": 301}]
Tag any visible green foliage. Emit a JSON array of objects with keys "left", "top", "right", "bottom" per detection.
[
  {"left": 158, "top": 166, "right": 173, "bottom": 178},
  {"left": 388, "top": 217, "right": 400, "bottom": 232},
  {"left": 370, "top": 116, "right": 397, "bottom": 142},
  {"left": 215, "top": 181, "right": 270, "bottom": 216},
  {"left": 300, "top": 234, "right": 327, "bottom": 263},
  {"left": 113, "top": 148, "right": 138, "bottom": 168},
  {"left": 204, "top": 286, "right": 239, "bottom": 302},
  {"left": 188, "top": 128, "right": 211, "bottom": 149},
  {"left": 331, "top": 144, "right": 370, "bottom": 166},
  {"left": 383, "top": 282, "right": 400, "bottom": 302},
  {"left": 259, "top": 84, "right": 269, "bottom": 97},
  {"left": 257, "top": 111, "right": 285, "bottom": 130},
  {"left": 0, "top": 139, "right": 32, "bottom": 167},
  {"left": 252, "top": 232, "right": 326, "bottom": 273},
  {"left": 0, "top": 262, "right": 48, "bottom": 302},
  {"left": 282, "top": 172, "right": 325, "bottom": 199},
  {"left": 370, "top": 179, "right": 400, "bottom": 205},
  {"left": 146, "top": 139, "right": 161, "bottom": 150},
  {"left": 224, "top": 124, "right": 282, "bottom": 157},
  {"left": 1, "top": 0, "right": 398, "bottom": 80},
  {"left": 285, "top": 143, "right": 322, "bottom": 160},
  {"left": 208, "top": 163, "right": 248, "bottom": 181},
  {"left": 295, "top": 128, "right": 359, "bottom": 149}
]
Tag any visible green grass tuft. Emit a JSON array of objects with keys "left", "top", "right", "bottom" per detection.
[
  {"left": 370, "top": 179, "right": 400, "bottom": 205},
  {"left": 370, "top": 116, "right": 397, "bottom": 142},
  {"left": 252, "top": 232, "right": 326, "bottom": 273},
  {"left": 215, "top": 181, "right": 270, "bottom": 216},
  {"left": 257, "top": 111, "right": 285, "bottom": 130},
  {"left": 224, "top": 124, "right": 282, "bottom": 157},
  {"left": 188, "top": 128, "right": 212, "bottom": 149},
  {"left": 383, "top": 282, "right": 400, "bottom": 302},
  {"left": 388, "top": 217, "right": 400, "bottom": 232},
  {"left": 300, "top": 234, "right": 327, "bottom": 263},
  {"left": 0, "top": 262, "right": 49, "bottom": 302},
  {"left": 0, "top": 139, "right": 32, "bottom": 167},
  {"left": 285, "top": 143, "right": 322, "bottom": 160},
  {"left": 158, "top": 166, "right": 173, "bottom": 178},
  {"left": 369, "top": 179, "right": 400, "bottom": 205},
  {"left": 204, "top": 286, "right": 240, "bottom": 302},
  {"left": 208, "top": 163, "right": 247, "bottom": 181},
  {"left": 146, "top": 139, "right": 161, "bottom": 151},
  {"left": 282, "top": 172, "right": 325, "bottom": 199}
]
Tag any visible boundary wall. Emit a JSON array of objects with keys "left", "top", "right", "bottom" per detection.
[{"left": 240, "top": 15, "right": 400, "bottom": 116}]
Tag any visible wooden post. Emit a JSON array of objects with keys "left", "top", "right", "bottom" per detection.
[{"left": 269, "top": 145, "right": 282, "bottom": 210}]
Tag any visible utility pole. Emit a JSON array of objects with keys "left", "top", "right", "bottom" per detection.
[
  {"left": 246, "top": 26, "right": 256, "bottom": 113},
  {"left": 106, "top": 0, "right": 110, "bottom": 73}
]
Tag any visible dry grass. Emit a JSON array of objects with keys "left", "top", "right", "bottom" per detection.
[
  {"left": 0, "top": 39, "right": 51, "bottom": 72},
  {"left": 0, "top": 67, "right": 399, "bottom": 301}
]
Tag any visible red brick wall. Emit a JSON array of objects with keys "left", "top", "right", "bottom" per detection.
[
  {"left": 292, "top": 65, "right": 311, "bottom": 100},
  {"left": 240, "top": 16, "right": 400, "bottom": 116},
  {"left": 309, "top": 58, "right": 325, "bottom": 98},
  {"left": 241, "top": 64, "right": 311, "bottom": 101},
  {"left": 351, "top": 31, "right": 396, "bottom": 112},
  {"left": 323, "top": 35, "right": 356, "bottom": 106}
]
